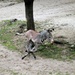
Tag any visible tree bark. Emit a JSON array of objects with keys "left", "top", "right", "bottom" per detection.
[{"left": 24, "top": 0, "right": 35, "bottom": 30}]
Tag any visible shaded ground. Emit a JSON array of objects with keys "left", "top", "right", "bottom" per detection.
[{"left": 0, "top": 0, "right": 75, "bottom": 75}]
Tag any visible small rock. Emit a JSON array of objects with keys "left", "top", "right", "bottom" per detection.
[{"left": 70, "top": 45, "right": 74, "bottom": 48}]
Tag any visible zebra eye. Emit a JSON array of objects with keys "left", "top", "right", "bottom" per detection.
[{"left": 41, "top": 39, "right": 44, "bottom": 42}]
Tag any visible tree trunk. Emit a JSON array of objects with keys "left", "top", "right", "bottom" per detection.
[{"left": 24, "top": 0, "right": 35, "bottom": 30}]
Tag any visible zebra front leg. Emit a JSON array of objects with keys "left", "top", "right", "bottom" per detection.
[{"left": 22, "top": 52, "right": 30, "bottom": 60}]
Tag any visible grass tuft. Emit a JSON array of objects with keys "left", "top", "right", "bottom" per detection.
[{"left": 0, "top": 20, "right": 26, "bottom": 51}]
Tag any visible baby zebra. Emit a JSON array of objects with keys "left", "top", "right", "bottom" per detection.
[
  {"left": 25, "top": 28, "right": 54, "bottom": 44},
  {"left": 22, "top": 28, "right": 54, "bottom": 59}
]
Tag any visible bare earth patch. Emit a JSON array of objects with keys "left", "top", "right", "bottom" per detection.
[{"left": 0, "top": 44, "right": 75, "bottom": 75}]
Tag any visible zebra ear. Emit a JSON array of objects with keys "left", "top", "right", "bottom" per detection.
[
  {"left": 47, "top": 28, "right": 54, "bottom": 32},
  {"left": 29, "top": 39, "right": 34, "bottom": 43}
]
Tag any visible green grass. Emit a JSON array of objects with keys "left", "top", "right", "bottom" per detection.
[
  {"left": 36, "top": 43, "right": 75, "bottom": 60},
  {"left": 0, "top": 20, "right": 26, "bottom": 51},
  {"left": 36, "top": 44, "right": 63, "bottom": 59}
]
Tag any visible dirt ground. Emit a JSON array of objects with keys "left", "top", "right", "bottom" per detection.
[
  {"left": 0, "top": 44, "right": 75, "bottom": 75},
  {"left": 0, "top": 0, "right": 75, "bottom": 75}
]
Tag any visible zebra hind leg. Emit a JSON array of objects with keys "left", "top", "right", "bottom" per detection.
[{"left": 31, "top": 52, "right": 36, "bottom": 59}]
